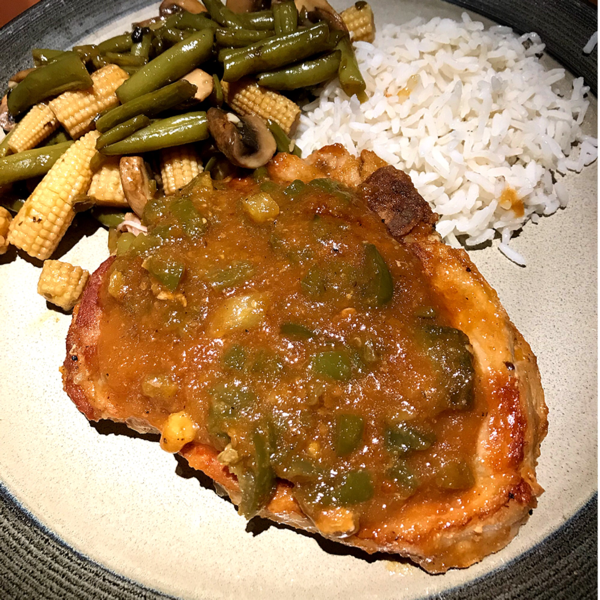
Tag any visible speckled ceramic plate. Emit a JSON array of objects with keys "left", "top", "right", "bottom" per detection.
[{"left": 0, "top": 1, "right": 597, "bottom": 598}]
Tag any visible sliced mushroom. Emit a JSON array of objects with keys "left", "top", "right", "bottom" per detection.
[
  {"left": 207, "top": 108, "right": 277, "bottom": 170},
  {"left": 159, "top": 0, "right": 207, "bottom": 16},
  {"left": 181, "top": 69, "right": 214, "bottom": 102},
  {"left": 119, "top": 157, "right": 156, "bottom": 218},
  {"left": 294, "top": 0, "right": 347, "bottom": 31},
  {"left": 226, "top": 0, "right": 263, "bottom": 13},
  {"left": 0, "top": 95, "right": 15, "bottom": 132}
]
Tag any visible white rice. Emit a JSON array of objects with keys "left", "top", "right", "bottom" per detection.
[{"left": 296, "top": 13, "right": 598, "bottom": 263}]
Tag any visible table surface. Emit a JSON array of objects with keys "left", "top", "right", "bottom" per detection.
[{"left": 0, "top": 0, "right": 41, "bottom": 28}]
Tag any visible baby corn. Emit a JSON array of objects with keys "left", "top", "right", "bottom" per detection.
[
  {"left": 0, "top": 207, "right": 11, "bottom": 254},
  {"left": 8, "top": 130, "right": 100, "bottom": 260},
  {"left": 49, "top": 64, "right": 128, "bottom": 139},
  {"left": 87, "top": 156, "right": 127, "bottom": 206},
  {"left": 37, "top": 260, "right": 90, "bottom": 311},
  {"left": 8, "top": 103, "right": 59, "bottom": 153},
  {"left": 341, "top": 2, "right": 376, "bottom": 43},
  {"left": 160, "top": 145, "right": 202, "bottom": 196},
  {"left": 221, "top": 80, "right": 300, "bottom": 135}
]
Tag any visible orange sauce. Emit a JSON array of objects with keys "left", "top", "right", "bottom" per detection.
[{"left": 499, "top": 186, "right": 524, "bottom": 217}]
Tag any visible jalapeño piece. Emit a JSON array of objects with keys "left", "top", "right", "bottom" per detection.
[
  {"left": 361, "top": 243, "right": 394, "bottom": 307},
  {"left": 311, "top": 351, "right": 352, "bottom": 382},
  {"left": 334, "top": 414, "right": 364, "bottom": 456},
  {"left": 385, "top": 422, "right": 435, "bottom": 456},
  {"left": 169, "top": 196, "right": 208, "bottom": 239},
  {"left": 335, "top": 470, "right": 374, "bottom": 505}
]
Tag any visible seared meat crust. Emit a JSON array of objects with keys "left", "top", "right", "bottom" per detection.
[{"left": 63, "top": 144, "right": 547, "bottom": 573}]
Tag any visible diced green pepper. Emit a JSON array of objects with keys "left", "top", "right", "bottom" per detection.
[
  {"left": 278, "top": 458, "right": 317, "bottom": 483},
  {"left": 208, "top": 382, "right": 256, "bottom": 431},
  {"left": 169, "top": 197, "right": 207, "bottom": 239},
  {"left": 145, "top": 253, "right": 185, "bottom": 291},
  {"left": 250, "top": 349, "right": 284, "bottom": 376},
  {"left": 223, "top": 344, "right": 247, "bottom": 370},
  {"left": 116, "top": 232, "right": 135, "bottom": 255},
  {"left": 311, "top": 351, "right": 352, "bottom": 381},
  {"left": 259, "top": 180, "right": 280, "bottom": 195},
  {"left": 385, "top": 423, "right": 435, "bottom": 455},
  {"left": 301, "top": 265, "right": 327, "bottom": 299},
  {"left": 238, "top": 431, "right": 276, "bottom": 518},
  {"left": 280, "top": 322, "right": 315, "bottom": 339},
  {"left": 334, "top": 414, "right": 364, "bottom": 456},
  {"left": 362, "top": 243, "right": 394, "bottom": 307},
  {"left": 283, "top": 179, "right": 306, "bottom": 199},
  {"left": 206, "top": 260, "right": 255, "bottom": 290},
  {"left": 335, "top": 470, "right": 374, "bottom": 505},
  {"left": 415, "top": 306, "right": 437, "bottom": 319},
  {"left": 435, "top": 460, "right": 475, "bottom": 491},
  {"left": 388, "top": 459, "right": 419, "bottom": 496},
  {"left": 141, "top": 374, "right": 178, "bottom": 399},
  {"left": 130, "top": 233, "right": 160, "bottom": 255},
  {"left": 143, "top": 196, "right": 169, "bottom": 226},
  {"left": 309, "top": 178, "right": 352, "bottom": 203},
  {"left": 420, "top": 325, "right": 475, "bottom": 411}
]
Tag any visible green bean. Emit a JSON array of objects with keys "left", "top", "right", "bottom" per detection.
[
  {"left": 132, "top": 33, "right": 153, "bottom": 60},
  {"left": 336, "top": 35, "right": 367, "bottom": 100},
  {"left": 97, "top": 33, "right": 133, "bottom": 54},
  {"left": 97, "top": 80, "right": 197, "bottom": 132},
  {"left": 211, "top": 74, "right": 223, "bottom": 106},
  {"left": 166, "top": 12, "right": 218, "bottom": 31},
  {"left": 258, "top": 51, "right": 340, "bottom": 91},
  {"left": 102, "top": 112, "right": 208, "bottom": 155},
  {"left": 155, "top": 26, "right": 188, "bottom": 45},
  {"left": 31, "top": 48, "right": 65, "bottom": 66},
  {"left": 8, "top": 53, "right": 93, "bottom": 118},
  {"left": 0, "top": 196, "right": 25, "bottom": 214},
  {"left": 215, "top": 28, "right": 271, "bottom": 48},
  {"left": 116, "top": 29, "right": 214, "bottom": 104},
  {"left": 273, "top": 1, "right": 298, "bottom": 35},
  {"left": 202, "top": 0, "right": 243, "bottom": 27},
  {"left": 221, "top": 22, "right": 330, "bottom": 82},
  {"left": 238, "top": 10, "right": 275, "bottom": 30},
  {"left": 44, "top": 129, "right": 71, "bottom": 146},
  {"left": 90, "top": 152, "right": 107, "bottom": 172},
  {"left": 0, "top": 142, "right": 73, "bottom": 186},
  {"left": 0, "top": 130, "right": 14, "bottom": 159},
  {"left": 96, "top": 115, "right": 151, "bottom": 150},
  {"left": 104, "top": 52, "right": 147, "bottom": 67},
  {"left": 266, "top": 119, "right": 301, "bottom": 156},
  {"left": 311, "top": 350, "right": 352, "bottom": 381},
  {"left": 72, "top": 44, "right": 107, "bottom": 70},
  {"left": 121, "top": 66, "right": 141, "bottom": 76},
  {"left": 92, "top": 207, "right": 126, "bottom": 228}
]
